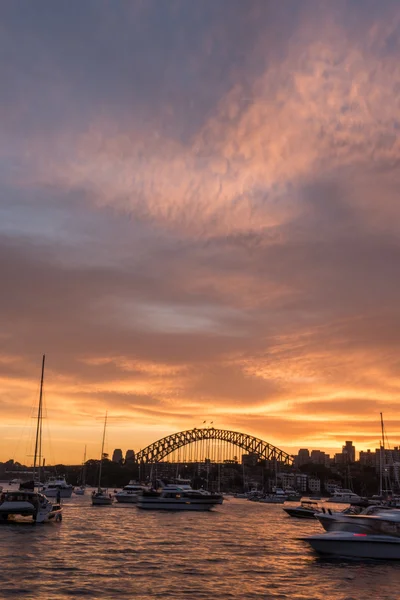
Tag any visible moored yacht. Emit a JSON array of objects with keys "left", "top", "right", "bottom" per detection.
[
  {"left": 0, "top": 488, "right": 62, "bottom": 523},
  {"left": 41, "top": 477, "right": 73, "bottom": 498},
  {"left": 137, "top": 484, "right": 223, "bottom": 511},
  {"left": 92, "top": 489, "right": 113, "bottom": 505},
  {"left": 316, "top": 503, "right": 390, "bottom": 531},
  {"left": 327, "top": 488, "right": 362, "bottom": 503},
  {"left": 304, "top": 509, "right": 400, "bottom": 559},
  {"left": 115, "top": 482, "right": 147, "bottom": 503}
]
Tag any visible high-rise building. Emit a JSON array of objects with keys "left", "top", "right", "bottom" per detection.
[
  {"left": 342, "top": 441, "right": 356, "bottom": 463},
  {"left": 295, "top": 449, "right": 310, "bottom": 467},
  {"left": 125, "top": 449, "right": 135, "bottom": 462},
  {"left": 360, "top": 449, "right": 375, "bottom": 467},
  {"left": 112, "top": 448, "right": 123, "bottom": 463}
]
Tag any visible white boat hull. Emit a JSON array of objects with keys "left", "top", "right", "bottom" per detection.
[
  {"left": 92, "top": 497, "right": 113, "bottom": 505},
  {"left": 305, "top": 532, "right": 400, "bottom": 560},
  {"left": 0, "top": 501, "right": 62, "bottom": 523},
  {"left": 115, "top": 493, "right": 140, "bottom": 503}
]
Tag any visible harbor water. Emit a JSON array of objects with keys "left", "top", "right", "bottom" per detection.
[{"left": 0, "top": 495, "right": 400, "bottom": 600}]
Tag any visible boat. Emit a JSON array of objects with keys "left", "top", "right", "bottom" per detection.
[
  {"left": 0, "top": 489, "right": 62, "bottom": 523},
  {"left": 327, "top": 489, "right": 362, "bottom": 503},
  {"left": 316, "top": 503, "right": 389, "bottom": 531},
  {"left": 258, "top": 495, "right": 286, "bottom": 504},
  {"left": 92, "top": 413, "right": 113, "bottom": 506},
  {"left": 283, "top": 500, "right": 320, "bottom": 519},
  {"left": 137, "top": 484, "right": 223, "bottom": 511},
  {"left": 74, "top": 446, "right": 87, "bottom": 495},
  {"left": 0, "top": 356, "right": 63, "bottom": 523},
  {"left": 304, "top": 509, "right": 400, "bottom": 559},
  {"left": 41, "top": 476, "right": 73, "bottom": 498},
  {"left": 115, "top": 482, "right": 147, "bottom": 503},
  {"left": 305, "top": 530, "right": 400, "bottom": 560}
]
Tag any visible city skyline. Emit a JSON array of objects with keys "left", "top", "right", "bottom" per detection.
[{"left": 2, "top": 1, "right": 400, "bottom": 464}]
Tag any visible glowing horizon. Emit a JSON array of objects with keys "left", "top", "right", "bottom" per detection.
[{"left": 1, "top": 1, "right": 400, "bottom": 465}]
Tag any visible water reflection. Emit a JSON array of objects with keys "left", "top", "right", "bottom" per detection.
[{"left": 0, "top": 495, "right": 399, "bottom": 599}]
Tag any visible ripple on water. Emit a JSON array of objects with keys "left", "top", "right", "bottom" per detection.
[{"left": 1, "top": 497, "right": 400, "bottom": 599}]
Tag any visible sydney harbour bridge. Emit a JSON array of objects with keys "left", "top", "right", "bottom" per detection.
[{"left": 134, "top": 427, "right": 293, "bottom": 466}]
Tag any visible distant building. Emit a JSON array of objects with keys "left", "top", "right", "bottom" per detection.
[
  {"left": 308, "top": 477, "right": 321, "bottom": 493},
  {"left": 310, "top": 450, "right": 330, "bottom": 467},
  {"left": 242, "top": 453, "right": 258, "bottom": 467},
  {"left": 112, "top": 449, "right": 123, "bottom": 463},
  {"left": 295, "top": 449, "right": 310, "bottom": 467},
  {"left": 360, "top": 449, "right": 375, "bottom": 467},
  {"left": 125, "top": 449, "right": 135, "bottom": 462},
  {"left": 342, "top": 441, "right": 356, "bottom": 463},
  {"left": 334, "top": 452, "right": 345, "bottom": 465},
  {"left": 324, "top": 480, "right": 342, "bottom": 494},
  {"left": 295, "top": 473, "right": 308, "bottom": 492}
]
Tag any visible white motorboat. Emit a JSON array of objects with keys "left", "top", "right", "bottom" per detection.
[
  {"left": 137, "top": 484, "right": 223, "bottom": 511},
  {"left": 115, "top": 482, "right": 147, "bottom": 503},
  {"left": 41, "top": 477, "right": 73, "bottom": 498},
  {"left": 283, "top": 500, "right": 320, "bottom": 519},
  {"left": 258, "top": 495, "right": 286, "bottom": 504},
  {"left": 327, "top": 489, "right": 362, "bottom": 503},
  {"left": 92, "top": 413, "right": 113, "bottom": 506},
  {"left": 74, "top": 486, "right": 86, "bottom": 496},
  {"left": 92, "top": 489, "right": 113, "bottom": 505},
  {"left": 316, "top": 504, "right": 391, "bottom": 531},
  {"left": 304, "top": 509, "right": 400, "bottom": 559},
  {"left": 0, "top": 489, "right": 62, "bottom": 523},
  {"left": 8, "top": 479, "right": 22, "bottom": 486},
  {"left": 304, "top": 530, "right": 400, "bottom": 560}
]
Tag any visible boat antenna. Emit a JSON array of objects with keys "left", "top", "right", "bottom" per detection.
[{"left": 33, "top": 354, "right": 45, "bottom": 486}]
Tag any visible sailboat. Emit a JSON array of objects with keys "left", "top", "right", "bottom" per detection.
[
  {"left": 0, "top": 355, "right": 63, "bottom": 523},
  {"left": 92, "top": 414, "right": 113, "bottom": 506},
  {"left": 74, "top": 446, "right": 87, "bottom": 495}
]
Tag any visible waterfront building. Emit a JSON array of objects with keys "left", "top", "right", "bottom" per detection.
[{"left": 308, "top": 477, "right": 321, "bottom": 493}]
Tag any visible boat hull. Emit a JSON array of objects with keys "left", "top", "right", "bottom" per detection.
[
  {"left": 92, "top": 495, "right": 113, "bottom": 506},
  {"left": 284, "top": 508, "right": 317, "bottom": 519},
  {"left": 305, "top": 532, "right": 400, "bottom": 560},
  {"left": 115, "top": 494, "right": 140, "bottom": 503}
]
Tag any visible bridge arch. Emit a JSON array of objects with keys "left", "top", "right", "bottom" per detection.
[{"left": 136, "top": 428, "right": 293, "bottom": 465}]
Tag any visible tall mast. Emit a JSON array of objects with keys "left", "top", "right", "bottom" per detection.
[
  {"left": 33, "top": 354, "right": 45, "bottom": 485},
  {"left": 82, "top": 445, "right": 87, "bottom": 486},
  {"left": 380, "top": 412, "right": 385, "bottom": 496},
  {"left": 98, "top": 413, "right": 107, "bottom": 491}
]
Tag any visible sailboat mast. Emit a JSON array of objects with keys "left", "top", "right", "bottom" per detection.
[
  {"left": 82, "top": 444, "right": 87, "bottom": 486},
  {"left": 98, "top": 413, "right": 107, "bottom": 490},
  {"left": 33, "top": 354, "right": 45, "bottom": 484},
  {"left": 380, "top": 412, "right": 385, "bottom": 496}
]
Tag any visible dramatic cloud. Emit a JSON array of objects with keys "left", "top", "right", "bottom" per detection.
[{"left": 1, "top": 0, "right": 400, "bottom": 463}]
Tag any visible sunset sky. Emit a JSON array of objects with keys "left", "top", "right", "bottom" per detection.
[{"left": 2, "top": 0, "right": 400, "bottom": 465}]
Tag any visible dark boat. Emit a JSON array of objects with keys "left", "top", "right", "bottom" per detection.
[{"left": 283, "top": 500, "right": 320, "bottom": 519}]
